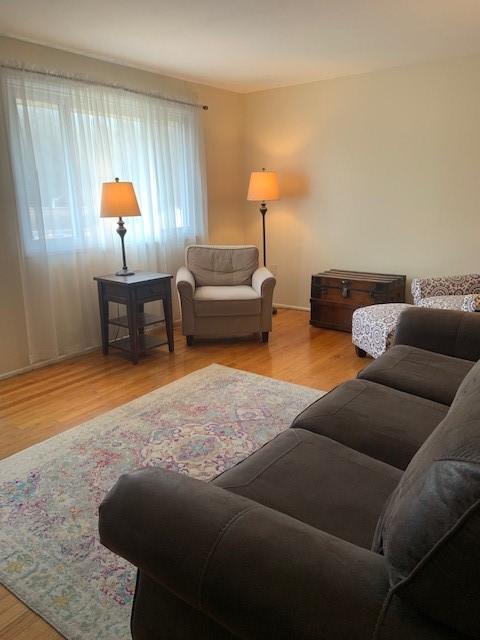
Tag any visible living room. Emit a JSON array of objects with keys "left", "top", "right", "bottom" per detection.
[{"left": 1, "top": 2, "right": 480, "bottom": 639}]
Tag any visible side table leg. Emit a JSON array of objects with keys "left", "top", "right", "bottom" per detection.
[
  {"left": 127, "top": 292, "right": 139, "bottom": 364},
  {"left": 97, "top": 282, "right": 109, "bottom": 355},
  {"left": 137, "top": 303, "right": 145, "bottom": 337},
  {"left": 163, "top": 292, "right": 174, "bottom": 352}
]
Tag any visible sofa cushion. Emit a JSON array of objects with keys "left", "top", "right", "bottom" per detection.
[
  {"left": 372, "top": 359, "right": 480, "bottom": 638},
  {"left": 186, "top": 245, "right": 258, "bottom": 287},
  {"left": 292, "top": 379, "right": 448, "bottom": 470},
  {"left": 214, "top": 428, "right": 402, "bottom": 550},
  {"left": 193, "top": 286, "right": 261, "bottom": 317},
  {"left": 358, "top": 344, "right": 473, "bottom": 405},
  {"left": 393, "top": 307, "right": 480, "bottom": 361}
]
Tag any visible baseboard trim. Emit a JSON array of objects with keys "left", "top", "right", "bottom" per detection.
[
  {"left": 0, "top": 319, "right": 183, "bottom": 380},
  {"left": 275, "top": 303, "right": 310, "bottom": 312},
  {"left": 0, "top": 346, "right": 100, "bottom": 381}
]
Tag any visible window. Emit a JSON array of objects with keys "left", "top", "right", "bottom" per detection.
[
  {"left": 1, "top": 67, "right": 207, "bottom": 365},
  {"left": 3, "top": 70, "right": 206, "bottom": 254}
]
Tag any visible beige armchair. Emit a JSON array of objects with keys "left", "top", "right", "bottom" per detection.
[{"left": 176, "top": 245, "right": 276, "bottom": 345}]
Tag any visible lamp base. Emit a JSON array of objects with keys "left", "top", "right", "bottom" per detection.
[{"left": 115, "top": 268, "right": 135, "bottom": 276}]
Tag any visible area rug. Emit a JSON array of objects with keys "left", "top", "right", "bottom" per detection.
[{"left": 0, "top": 364, "right": 322, "bottom": 640}]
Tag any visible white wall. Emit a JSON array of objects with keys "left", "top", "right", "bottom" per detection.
[{"left": 242, "top": 56, "right": 480, "bottom": 308}]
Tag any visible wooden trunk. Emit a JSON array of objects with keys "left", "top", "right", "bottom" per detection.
[{"left": 310, "top": 269, "right": 406, "bottom": 332}]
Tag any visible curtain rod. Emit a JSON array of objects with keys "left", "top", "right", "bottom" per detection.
[{"left": 0, "top": 63, "right": 209, "bottom": 110}]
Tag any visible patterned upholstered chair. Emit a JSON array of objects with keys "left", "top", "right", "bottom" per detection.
[{"left": 411, "top": 274, "right": 480, "bottom": 312}]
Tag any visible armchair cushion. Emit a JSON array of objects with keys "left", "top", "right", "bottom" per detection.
[
  {"left": 193, "top": 285, "right": 261, "bottom": 317},
  {"left": 186, "top": 245, "right": 259, "bottom": 287},
  {"left": 417, "top": 295, "right": 465, "bottom": 310}
]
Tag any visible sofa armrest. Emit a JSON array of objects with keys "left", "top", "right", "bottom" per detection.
[
  {"left": 99, "top": 468, "right": 389, "bottom": 640},
  {"left": 394, "top": 307, "right": 480, "bottom": 361},
  {"left": 176, "top": 266, "right": 195, "bottom": 298}
]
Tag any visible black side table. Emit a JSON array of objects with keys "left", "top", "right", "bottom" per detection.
[{"left": 94, "top": 272, "right": 174, "bottom": 364}]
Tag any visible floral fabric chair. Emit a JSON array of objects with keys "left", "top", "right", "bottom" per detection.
[{"left": 411, "top": 274, "right": 480, "bottom": 312}]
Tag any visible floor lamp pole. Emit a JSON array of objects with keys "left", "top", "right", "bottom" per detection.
[
  {"left": 260, "top": 201, "right": 267, "bottom": 267},
  {"left": 259, "top": 201, "right": 277, "bottom": 314}
]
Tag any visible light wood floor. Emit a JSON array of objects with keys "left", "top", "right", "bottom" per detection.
[{"left": 0, "top": 309, "right": 365, "bottom": 639}]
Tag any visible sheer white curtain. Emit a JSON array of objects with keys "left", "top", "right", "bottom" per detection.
[{"left": 1, "top": 68, "right": 207, "bottom": 365}]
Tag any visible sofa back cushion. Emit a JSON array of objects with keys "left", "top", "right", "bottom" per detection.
[
  {"left": 186, "top": 245, "right": 258, "bottom": 287},
  {"left": 372, "top": 358, "right": 480, "bottom": 638}
]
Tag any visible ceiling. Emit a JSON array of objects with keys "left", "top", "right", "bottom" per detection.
[{"left": 1, "top": 0, "right": 480, "bottom": 93}]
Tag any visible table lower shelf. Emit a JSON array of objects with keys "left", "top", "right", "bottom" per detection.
[
  {"left": 108, "top": 313, "right": 165, "bottom": 328},
  {"left": 109, "top": 334, "right": 168, "bottom": 353}
]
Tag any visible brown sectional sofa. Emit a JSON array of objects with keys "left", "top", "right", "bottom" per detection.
[{"left": 99, "top": 307, "right": 480, "bottom": 639}]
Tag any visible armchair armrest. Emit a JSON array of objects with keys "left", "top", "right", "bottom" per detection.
[
  {"left": 461, "top": 293, "right": 480, "bottom": 312},
  {"left": 176, "top": 267, "right": 196, "bottom": 336},
  {"left": 176, "top": 266, "right": 195, "bottom": 297},
  {"left": 99, "top": 468, "right": 389, "bottom": 640},
  {"left": 411, "top": 277, "right": 438, "bottom": 304},
  {"left": 252, "top": 266, "right": 276, "bottom": 296},
  {"left": 394, "top": 307, "right": 480, "bottom": 361},
  {"left": 252, "top": 267, "right": 276, "bottom": 333}
]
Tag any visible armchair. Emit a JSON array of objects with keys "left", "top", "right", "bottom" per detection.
[
  {"left": 176, "top": 245, "right": 276, "bottom": 344},
  {"left": 411, "top": 273, "right": 480, "bottom": 312}
]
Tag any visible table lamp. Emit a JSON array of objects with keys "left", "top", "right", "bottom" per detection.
[
  {"left": 100, "top": 178, "right": 141, "bottom": 276},
  {"left": 247, "top": 168, "right": 279, "bottom": 267}
]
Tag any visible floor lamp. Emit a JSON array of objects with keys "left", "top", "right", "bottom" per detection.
[
  {"left": 247, "top": 168, "right": 279, "bottom": 315},
  {"left": 247, "top": 168, "right": 279, "bottom": 268}
]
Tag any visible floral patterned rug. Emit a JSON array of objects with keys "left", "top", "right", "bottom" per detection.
[{"left": 0, "top": 364, "right": 322, "bottom": 640}]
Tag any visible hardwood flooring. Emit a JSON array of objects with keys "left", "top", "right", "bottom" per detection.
[{"left": 0, "top": 309, "right": 365, "bottom": 639}]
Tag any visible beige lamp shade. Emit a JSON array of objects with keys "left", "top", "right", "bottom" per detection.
[
  {"left": 247, "top": 169, "right": 279, "bottom": 202},
  {"left": 100, "top": 178, "right": 141, "bottom": 218}
]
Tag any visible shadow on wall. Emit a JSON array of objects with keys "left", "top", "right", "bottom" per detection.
[{"left": 278, "top": 171, "right": 310, "bottom": 199}]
